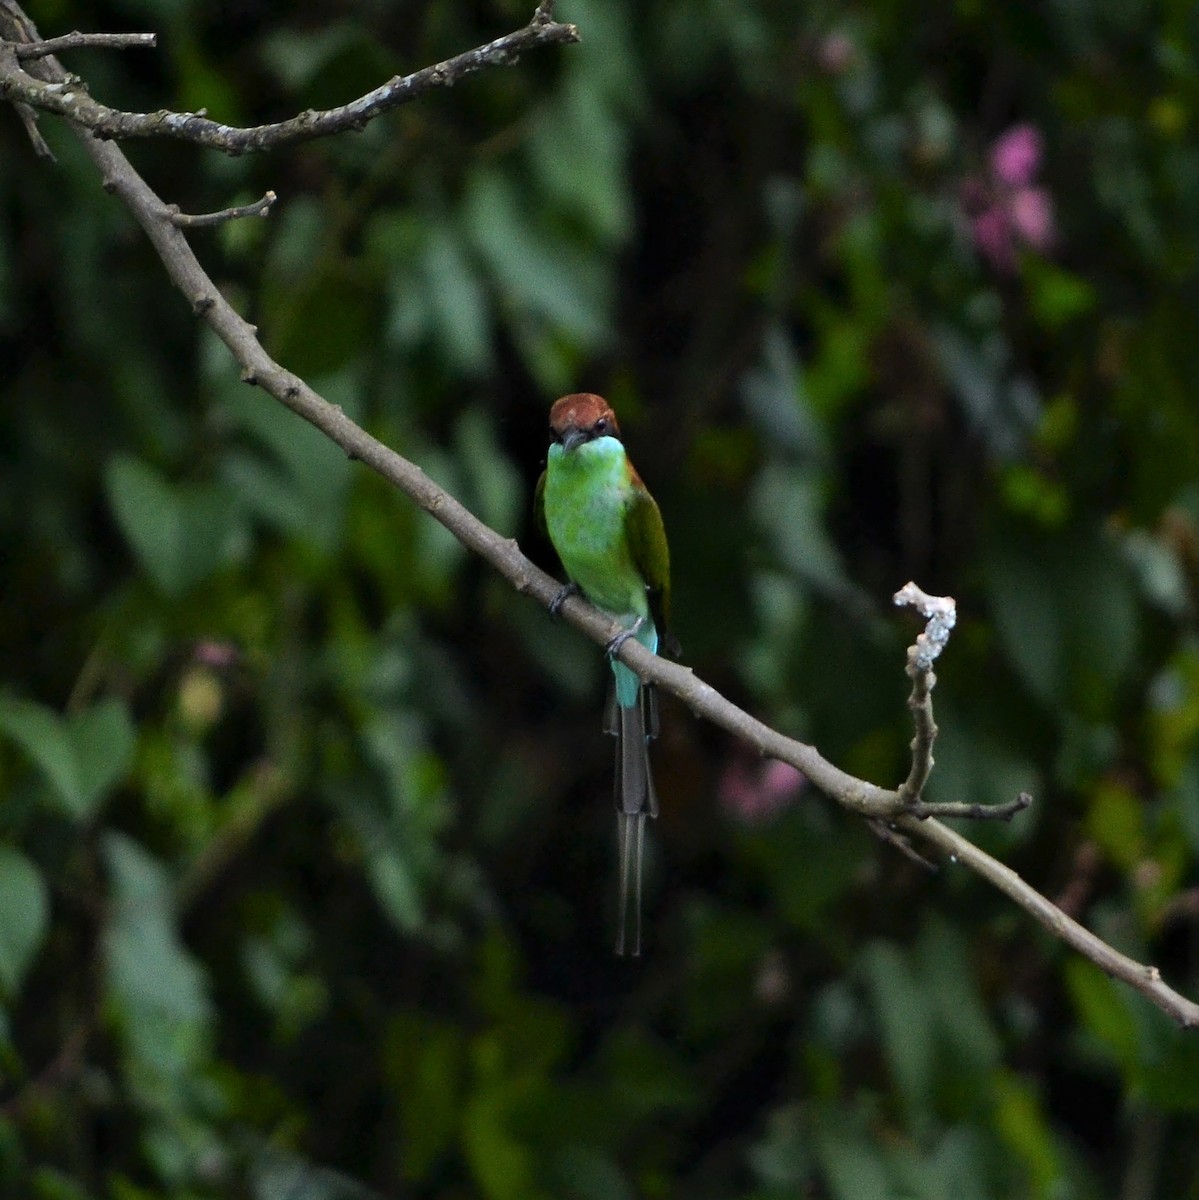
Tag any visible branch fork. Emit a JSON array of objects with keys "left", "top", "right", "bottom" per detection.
[{"left": 890, "top": 581, "right": 1027, "bottom": 820}]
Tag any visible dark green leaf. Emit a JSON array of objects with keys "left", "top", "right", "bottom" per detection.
[{"left": 0, "top": 847, "right": 49, "bottom": 998}]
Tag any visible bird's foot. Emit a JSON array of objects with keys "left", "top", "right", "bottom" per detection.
[
  {"left": 549, "top": 581, "right": 581, "bottom": 617},
  {"left": 606, "top": 616, "right": 646, "bottom": 659}
]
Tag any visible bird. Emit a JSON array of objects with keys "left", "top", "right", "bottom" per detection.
[{"left": 535, "top": 392, "right": 674, "bottom": 956}]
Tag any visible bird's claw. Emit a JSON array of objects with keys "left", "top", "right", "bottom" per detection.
[
  {"left": 606, "top": 617, "right": 646, "bottom": 659},
  {"left": 549, "top": 582, "right": 581, "bottom": 617}
]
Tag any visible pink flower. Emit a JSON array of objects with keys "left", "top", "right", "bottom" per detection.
[
  {"left": 1010, "top": 187, "right": 1053, "bottom": 247},
  {"left": 718, "top": 756, "right": 806, "bottom": 824},
  {"left": 961, "top": 123, "right": 1055, "bottom": 272},
  {"left": 991, "top": 124, "right": 1043, "bottom": 187}
]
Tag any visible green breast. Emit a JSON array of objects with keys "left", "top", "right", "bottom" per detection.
[{"left": 543, "top": 437, "right": 649, "bottom": 621}]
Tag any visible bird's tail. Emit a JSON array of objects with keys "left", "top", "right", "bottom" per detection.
[{"left": 605, "top": 686, "right": 658, "bottom": 956}]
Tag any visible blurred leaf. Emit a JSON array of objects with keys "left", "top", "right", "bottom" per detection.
[
  {"left": 985, "top": 526, "right": 1138, "bottom": 715},
  {"left": 455, "top": 406, "right": 522, "bottom": 537},
  {"left": 860, "top": 940, "right": 935, "bottom": 1118},
  {"left": 547, "top": 1145, "right": 634, "bottom": 1200},
  {"left": 748, "top": 1103, "right": 810, "bottom": 1187},
  {"left": 422, "top": 222, "right": 493, "bottom": 375},
  {"left": 251, "top": 1149, "right": 390, "bottom": 1200},
  {"left": 175, "top": 37, "right": 243, "bottom": 122},
  {"left": 934, "top": 326, "right": 1039, "bottom": 460},
  {"left": 741, "top": 807, "right": 862, "bottom": 936},
  {"left": 812, "top": 1108, "right": 891, "bottom": 1200},
  {"left": 920, "top": 1128, "right": 992, "bottom": 1200},
  {"left": 271, "top": 267, "right": 375, "bottom": 378},
  {"left": 69, "top": 698, "right": 137, "bottom": 816},
  {"left": 0, "top": 846, "right": 49, "bottom": 999},
  {"left": 102, "top": 834, "right": 212, "bottom": 1049},
  {"left": 259, "top": 22, "right": 366, "bottom": 90},
  {"left": 1085, "top": 780, "right": 1146, "bottom": 870},
  {"left": 1134, "top": 1030, "right": 1199, "bottom": 1113},
  {"left": 1025, "top": 260, "right": 1096, "bottom": 328},
  {"left": 740, "top": 324, "right": 828, "bottom": 460},
  {"left": 465, "top": 171, "right": 612, "bottom": 344},
  {"left": 386, "top": 1012, "right": 465, "bottom": 1182},
  {"left": 751, "top": 460, "right": 858, "bottom": 602},
  {"left": 463, "top": 1032, "right": 548, "bottom": 1200},
  {"left": 985, "top": 544, "right": 1060, "bottom": 705},
  {"left": 218, "top": 377, "right": 353, "bottom": 553},
  {"left": 528, "top": 75, "right": 631, "bottom": 246},
  {"left": 0, "top": 697, "right": 134, "bottom": 820},
  {"left": 916, "top": 916, "right": 1001, "bottom": 1075},
  {"left": 595, "top": 1028, "right": 700, "bottom": 1118},
  {"left": 0, "top": 699, "right": 81, "bottom": 817},
  {"left": 992, "top": 1073, "right": 1062, "bottom": 1200},
  {"left": 29, "top": 1168, "right": 94, "bottom": 1200},
  {"left": 106, "top": 456, "right": 241, "bottom": 597},
  {"left": 927, "top": 698, "right": 1036, "bottom": 815},
  {"left": 1122, "top": 527, "right": 1190, "bottom": 616},
  {"left": 1064, "top": 958, "right": 1139, "bottom": 1074}
]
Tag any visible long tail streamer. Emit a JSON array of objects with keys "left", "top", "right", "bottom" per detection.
[{"left": 608, "top": 690, "right": 658, "bottom": 955}]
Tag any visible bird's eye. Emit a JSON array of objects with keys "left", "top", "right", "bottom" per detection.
[{"left": 594, "top": 417, "right": 609, "bottom": 435}]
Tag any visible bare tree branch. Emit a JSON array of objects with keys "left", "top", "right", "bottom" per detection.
[
  {"left": 0, "top": 9, "right": 579, "bottom": 155},
  {"left": 905, "top": 793, "right": 1033, "bottom": 822},
  {"left": 3, "top": 0, "right": 1198, "bottom": 1031},
  {"left": 15, "top": 30, "right": 155, "bottom": 59},
  {"left": 892, "top": 583, "right": 1020, "bottom": 821},
  {"left": 0, "top": 1, "right": 51, "bottom": 157},
  {"left": 899, "top": 655, "right": 938, "bottom": 802},
  {"left": 165, "top": 190, "right": 277, "bottom": 229},
  {"left": 868, "top": 819, "right": 939, "bottom": 872},
  {"left": 901, "top": 814, "right": 1198, "bottom": 1028},
  {"left": 894, "top": 582, "right": 954, "bottom": 812}
]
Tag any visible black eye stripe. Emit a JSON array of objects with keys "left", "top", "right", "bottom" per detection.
[{"left": 548, "top": 418, "right": 618, "bottom": 445}]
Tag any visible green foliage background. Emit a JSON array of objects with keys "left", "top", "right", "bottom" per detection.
[{"left": 3, "top": 0, "right": 1199, "bottom": 1196}]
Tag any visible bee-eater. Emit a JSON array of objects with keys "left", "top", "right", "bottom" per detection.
[{"left": 535, "top": 393, "right": 674, "bottom": 956}]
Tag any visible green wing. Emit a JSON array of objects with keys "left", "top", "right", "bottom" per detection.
[
  {"left": 625, "top": 487, "right": 676, "bottom": 652},
  {"left": 533, "top": 469, "right": 548, "bottom": 539}
]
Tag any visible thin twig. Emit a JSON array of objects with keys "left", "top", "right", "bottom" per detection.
[
  {"left": 0, "top": 4, "right": 52, "bottom": 157},
  {"left": 890, "top": 583, "right": 1015, "bottom": 821},
  {"left": 893, "top": 583, "right": 956, "bottom": 804},
  {"left": 0, "top": 13, "right": 579, "bottom": 155},
  {"left": 12, "top": 92, "right": 52, "bottom": 157},
  {"left": 165, "top": 190, "right": 277, "bottom": 228},
  {"left": 905, "top": 793, "right": 1032, "bottom": 821},
  {"left": 890, "top": 582, "right": 1021, "bottom": 821},
  {"left": 15, "top": 30, "right": 156, "bottom": 59},
  {"left": 869, "top": 819, "right": 939, "bottom": 872},
  {"left": 903, "top": 814, "right": 1199, "bottom": 1028},
  {"left": 900, "top": 659, "right": 937, "bottom": 802}
]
